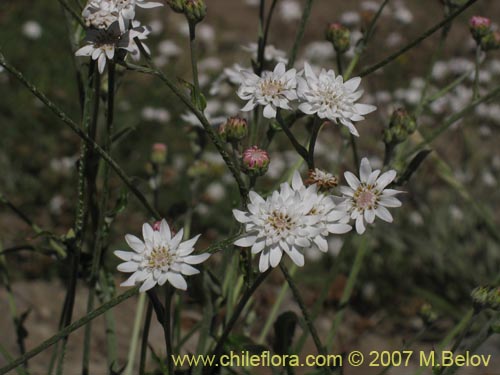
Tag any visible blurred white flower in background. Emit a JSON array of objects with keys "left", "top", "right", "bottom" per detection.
[
  {"left": 242, "top": 43, "right": 288, "bottom": 64},
  {"left": 115, "top": 219, "right": 210, "bottom": 292},
  {"left": 22, "top": 21, "right": 43, "bottom": 40},
  {"left": 279, "top": 0, "right": 302, "bottom": 22},
  {"left": 141, "top": 107, "right": 171, "bottom": 123}
]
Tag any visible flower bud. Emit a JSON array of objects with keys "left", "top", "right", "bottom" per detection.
[
  {"left": 383, "top": 108, "right": 417, "bottom": 145},
  {"left": 187, "top": 160, "right": 211, "bottom": 178},
  {"left": 219, "top": 116, "right": 248, "bottom": 143},
  {"left": 184, "top": 0, "right": 206, "bottom": 24},
  {"left": 151, "top": 143, "right": 168, "bottom": 165},
  {"left": 242, "top": 146, "right": 270, "bottom": 177},
  {"left": 325, "top": 23, "right": 351, "bottom": 53},
  {"left": 306, "top": 168, "right": 338, "bottom": 191},
  {"left": 166, "top": 0, "right": 184, "bottom": 13},
  {"left": 469, "top": 16, "right": 492, "bottom": 43},
  {"left": 471, "top": 286, "right": 500, "bottom": 311},
  {"left": 480, "top": 31, "right": 500, "bottom": 51}
]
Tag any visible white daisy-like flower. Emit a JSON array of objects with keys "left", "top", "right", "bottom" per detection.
[
  {"left": 290, "top": 172, "right": 352, "bottom": 252},
  {"left": 233, "top": 178, "right": 317, "bottom": 272},
  {"left": 75, "top": 21, "right": 131, "bottom": 74},
  {"left": 237, "top": 62, "right": 298, "bottom": 119},
  {"left": 83, "top": 0, "right": 163, "bottom": 30},
  {"left": 340, "top": 158, "right": 403, "bottom": 234},
  {"left": 114, "top": 219, "right": 210, "bottom": 292},
  {"left": 297, "top": 63, "right": 377, "bottom": 136}
]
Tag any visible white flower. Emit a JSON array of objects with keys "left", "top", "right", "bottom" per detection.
[
  {"left": 75, "top": 20, "right": 150, "bottom": 73},
  {"left": 279, "top": 0, "right": 302, "bottom": 22},
  {"left": 233, "top": 179, "right": 317, "bottom": 272},
  {"left": 75, "top": 21, "right": 131, "bottom": 73},
  {"left": 297, "top": 63, "right": 376, "bottom": 136},
  {"left": 22, "top": 21, "right": 43, "bottom": 40},
  {"left": 233, "top": 172, "right": 351, "bottom": 272},
  {"left": 83, "top": 0, "right": 162, "bottom": 30},
  {"left": 340, "top": 158, "right": 403, "bottom": 234},
  {"left": 291, "top": 173, "right": 352, "bottom": 252},
  {"left": 237, "top": 62, "right": 298, "bottom": 119},
  {"left": 115, "top": 219, "right": 210, "bottom": 292}
]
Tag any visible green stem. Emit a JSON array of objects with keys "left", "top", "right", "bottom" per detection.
[
  {"left": 124, "top": 47, "right": 249, "bottom": 203},
  {"left": 257, "top": 264, "right": 297, "bottom": 344},
  {"left": 164, "top": 287, "right": 174, "bottom": 375},
  {"left": 206, "top": 270, "right": 271, "bottom": 375},
  {"left": 473, "top": 45, "right": 481, "bottom": 100},
  {"left": 82, "top": 61, "right": 115, "bottom": 375},
  {"left": 358, "top": 0, "right": 479, "bottom": 77},
  {"left": 0, "top": 288, "right": 139, "bottom": 375},
  {"left": 308, "top": 117, "right": 322, "bottom": 169},
  {"left": 125, "top": 293, "right": 147, "bottom": 375},
  {"left": 0, "top": 53, "right": 160, "bottom": 219},
  {"left": 189, "top": 23, "right": 201, "bottom": 109},
  {"left": 279, "top": 264, "right": 330, "bottom": 371},
  {"left": 343, "top": 0, "right": 391, "bottom": 79},
  {"left": 139, "top": 302, "right": 153, "bottom": 375},
  {"left": 405, "top": 85, "right": 500, "bottom": 158},
  {"left": 325, "top": 237, "right": 368, "bottom": 351},
  {"left": 276, "top": 111, "right": 310, "bottom": 167},
  {"left": 287, "top": 0, "right": 314, "bottom": 68}
]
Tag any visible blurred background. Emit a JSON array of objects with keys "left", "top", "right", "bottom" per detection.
[{"left": 1, "top": 0, "right": 500, "bottom": 374}]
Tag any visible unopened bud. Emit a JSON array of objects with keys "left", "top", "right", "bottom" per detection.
[
  {"left": 219, "top": 116, "right": 248, "bottom": 143},
  {"left": 326, "top": 23, "right": 351, "bottom": 53},
  {"left": 306, "top": 168, "right": 338, "bottom": 191},
  {"left": 184, "top": 0, "right": 206, "bottom": 24},
  {"left": 471, "top": 286, "right": 500, "bottom": 311},
  {"left": 419, "top": 303, "right": 438, "bottom": 325},
  {"left": 166, "top": 0, "right": 184, "bottom": 13},
  {"left": 469, "top": 16, "right": 492, "bottom": 43},
  {"left": 187, "top": 160, "right": 210, "bottom": 178},
  {"left": 151, "top": 143, "right": 168, "bottom": 165},
  {"left": 383, "top": 108, "right": 417, "bottom": 145},
  {"left": 480, "top": 31, "right": 500, "bottom": 51},
  {"left": 242, "top": 146, "right": 270, "bottom": 177}
]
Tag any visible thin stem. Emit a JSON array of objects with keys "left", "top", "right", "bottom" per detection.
[
  {"left": 358, "top": 0, "right": 479, "bottom": 77},
  {"left": 325, "top": 237, "right": 369, "bottom": 351},
  {"left": 308, "top": 117, "right": 322, "bottom": 169},
  {"left": 405, "top": 85, "right": 500, "bottom": 158},
  {"left": 0, "top": 257, "right": 27, "bottom": 370},
  {"left": 206, "top": 270, "right": 271, "bottom": 375},
  {"left": 124, "top": 293, "right": 147, "bottom": 375},
  {"left": 414, "top": 9, "right": 452, "bottom": 118},
  {"left": 287, "top": 0, "right": 314, "bottom": 68},
  {"left": 124, "top": 46, "right": 249, "bottom": 203},
  {"left": 0, "top": 53, "right": 160, "bottom": 220},
  {"left": 276, "top": 111, "right": 311, "bottom": 168},
  {"left": 473, "top": 45, "right": 481, "bottom": 100},
  {"left": 139, "top": 302, "right": 153, "bottom": 375},
  {"left": 350, "top": 134, "right": 360, "bottom": 171},
  {"left": 279, "top": 264, "right": 330, "bottom": 369},
  {"left": 82, "top": 61, "right": 115, "bottom": 375},
  {"left": 189, "top": 23, "right": 201, "bottom": 109},
  {"left": 257, "top": 265, "right": 297, "bottom": 344},
  {"left": 164, "top": 287, "right": 174, "bottom": 375},
  {"left": 0, "top": 287, "right": 139, "bottom": 375},
  {"left": 343, "top": 0, "right": 390, "bottom": 79},
  {"left": 336, "top": 52, "right": 343, "bottom": 77}
]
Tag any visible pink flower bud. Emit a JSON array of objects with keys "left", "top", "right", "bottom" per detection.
[
  {"left": 469, "top": 16, "right": 492, "bottom": 42},
  {"left": 242, "top": 146, "right": 270, "bottom": 177}
]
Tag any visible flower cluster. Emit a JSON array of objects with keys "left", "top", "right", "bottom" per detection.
[
  {"left": 76, "top": 0, "right": 162, "bottom": 73},
  {"left": 233, "top": 159, "right": 403, "bottom": 272},
  {"left": 237, "top": 62, "right": 376, "bottom": 136}
]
